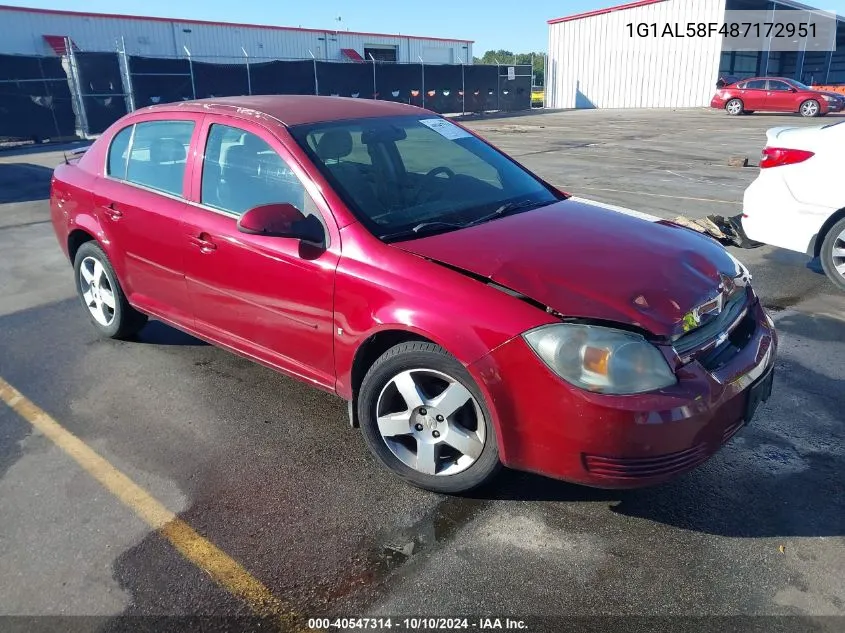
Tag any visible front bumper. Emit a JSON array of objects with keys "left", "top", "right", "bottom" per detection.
[
  {"left": 710, "top": 96, "right": 727, "bottom": 109},
  {"left": 471, "top": 300, "right": 777, "bottom": 488}
]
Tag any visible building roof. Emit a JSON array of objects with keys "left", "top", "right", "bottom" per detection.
[
  {"left": 548, "top": 0, "right": 843, "bottom": 25},
  {"left": 148, "top": 95, "right": 425, "bottom": 127},
  {"left": 0, "top": 4, "right": 473, "bottom": 44},
  {"left": 548, "top": 0, "right": 667, "bottom": 25}
]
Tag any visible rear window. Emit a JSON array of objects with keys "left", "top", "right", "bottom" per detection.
[
  {"left": 743, "top": 80, "right": 768, "bottom": 90},
  {"left": 125, "top": 121, "right": 195, "bottom": 197},
  {"left": 107, "top": 126, "right": 133, "bottom": 180}
]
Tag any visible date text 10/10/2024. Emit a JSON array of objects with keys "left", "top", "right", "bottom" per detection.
[
  {"left": 307, "top": 618, "right": 529, "bottom": 630},
  {"left": 626, "top": 22, "right": 817, "bottom": 39}
]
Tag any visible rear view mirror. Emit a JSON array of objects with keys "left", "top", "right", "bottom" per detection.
[
  {"left": 361, "top": 126, "right": 407, "bottom": 144},
  {"left": 237, "top": 203, "right": 324, "bottom": 245}
]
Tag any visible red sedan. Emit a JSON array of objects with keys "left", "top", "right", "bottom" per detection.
[
  {"left": 711, "top": 76, "right": 845, "bottom": 117},
  {"left": 50, "top": 96, "right": 776, "bottom": 493}
]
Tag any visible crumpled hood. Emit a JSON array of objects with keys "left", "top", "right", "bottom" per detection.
[{"left": 393, "top": 199, "right": 745, "bottom": 338}]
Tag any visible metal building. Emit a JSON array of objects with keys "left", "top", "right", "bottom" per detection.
[
  {"left": 547, "top": 0, "right": 845, "bottom": 109},
  {"left": 0, "top": 4, "right": 473, "bottom": 64}
]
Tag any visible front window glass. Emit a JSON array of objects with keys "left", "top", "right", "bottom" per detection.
[
  {"left": 201, "top": 124, "right": 319, "bottom": 219},
  {"left": 290, "top": 115, "right": 560, "bottom": 241}
]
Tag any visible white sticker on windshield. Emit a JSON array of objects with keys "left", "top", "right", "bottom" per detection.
[{"left": 420, "top": 118, "right": 472, "bottom": 140}]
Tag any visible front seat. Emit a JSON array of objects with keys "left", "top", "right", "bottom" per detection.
[{"left": 315, "top": 129, "right": 383, "bottom": 215}]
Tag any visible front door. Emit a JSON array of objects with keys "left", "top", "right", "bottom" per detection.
[
  {"left": 182, "top": 120, "right": 339, "bottom": 388},
  {"left": 92, "top": 116, "right": 200, "bottom": 323}
]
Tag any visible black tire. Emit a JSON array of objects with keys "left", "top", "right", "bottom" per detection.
[
  {"left": 358, "top": 341, "right": 501, "bottom": 494},
  {"left": 820, "top": 216, "right": 845, "bottom": 293},
  {"left": 800, "top": 99, "right": 821, "bottom": 118},
  {"left": 726, "top": 98, "right": 744, "bottom": 115},
  {"left": 73, "top": 241, "right": 148, "bottom": 339}
]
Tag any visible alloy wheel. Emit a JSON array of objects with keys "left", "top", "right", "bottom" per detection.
[
  {"left": 801, "top": 101, "right": 819, "bottom": 117},
  {"left": 375, "top": 368, "right": 486, "bottom": 476},
  {"left": 832, "top": 228, "right": 845, "bottom": 280},
  {"left": 726, "top": 100, "right": 743, "bottom": 115},
  {"left": 79, "top": 256, "right": 116, "bottom": 326}
]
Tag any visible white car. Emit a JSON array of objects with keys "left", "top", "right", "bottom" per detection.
[{"left": 743, "top": 121, "right": 845, "bottom": 291}]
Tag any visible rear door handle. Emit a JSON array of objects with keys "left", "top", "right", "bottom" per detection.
[
  {"left": 102, "top": 202, "right": 123, "bottom": 221},
  {"left": 189, "top": 233, "right": 218, "bottom": 253}
]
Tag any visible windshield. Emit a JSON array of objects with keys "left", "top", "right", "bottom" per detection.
[
  {"left": 789, "top": 80, "right": 813, "bottom": 90},
  {"left": 290, "top": 115, "right": 561, "bottom": 241}
]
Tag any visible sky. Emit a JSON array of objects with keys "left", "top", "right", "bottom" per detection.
[{"left": 4, "top": 0, "right": 845, "bottom": 55}]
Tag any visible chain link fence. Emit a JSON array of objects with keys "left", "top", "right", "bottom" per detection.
[{"left": 1, "top": 46, "right": 533, "bottom": 141}]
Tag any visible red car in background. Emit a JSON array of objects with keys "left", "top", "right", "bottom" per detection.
[
  {"left": 50, "top": 96, "right": 776, "bottom": 494},
  {"left": 711, "top": 77, "right": 845, "bottom": 117}
]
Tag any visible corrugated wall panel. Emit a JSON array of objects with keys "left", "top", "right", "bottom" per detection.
[
  {"left": 0, "top": 7, "right": 471, "bottom": 65},
  {"left": 548, "top": 0, "right": 727, "bottom": 109}
]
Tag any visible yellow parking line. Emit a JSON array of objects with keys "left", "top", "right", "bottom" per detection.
[
  {"left": 0, "top": 375, "right": 303, "bottom": 629},
  {"left": 577, "top": 186, "right": 740, "bottom": 205}
]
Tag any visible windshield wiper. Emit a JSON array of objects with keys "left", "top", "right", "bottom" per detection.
[
  {"left": 465, "top": 199, "right": 549, "bottom": 228},
  {"left": 381, "top": 221, "right": 464, "bottom": 242}
]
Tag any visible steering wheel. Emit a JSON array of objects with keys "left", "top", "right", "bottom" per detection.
[{"left": 414, "top": 166, "right": 456, "bottom": 204}]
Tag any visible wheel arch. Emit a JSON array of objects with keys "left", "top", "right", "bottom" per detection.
[
  {"left": 812, "top": 207, "right": 845, "bottom": 257},
  {"left": 67, "top": 228, "right": 97, "bottom": 263},
  {"left": 345, "top": 328, "right": 440, "bottom": 427}
]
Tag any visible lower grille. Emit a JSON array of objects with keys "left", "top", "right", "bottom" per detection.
[{"left": 583, "top": 443, "right": 710, "bottom": 480}]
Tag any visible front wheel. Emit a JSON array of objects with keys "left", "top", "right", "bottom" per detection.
[
  {"left": 73, "top": 241, "right": 148, "bottom": 338},
  {"left": 800, "top": 99, "right": 821, "bottom": 118},
  {"left": 820, "top": 217, "right": 845, "bottom": 292},
  {"left": 357, "top": 342, "right": 501, "bottom": 494},
  {"left": 726, "top": 98, "right": 744, "bottom": 115}
]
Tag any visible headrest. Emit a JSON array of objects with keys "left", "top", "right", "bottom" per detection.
[
  {"left": 150, "top": 137, "right": 186, "bottom": 164},
  {"left": 315, "top": 129, "right": 353, "bottom": 161}
]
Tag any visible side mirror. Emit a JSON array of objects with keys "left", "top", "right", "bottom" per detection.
[
  {"left": 790, "top": 87, "right": 798, "bottom": 93},
  {"left": 237, "top": 203, "right": 324, "bottom": 245}
]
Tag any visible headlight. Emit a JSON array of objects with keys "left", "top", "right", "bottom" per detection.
[
  {"left": 523, "top": 324, "right": 676, "bottom": 394},
  {"left": 822, "top": 95, "right": 835, "bottom": 102}
]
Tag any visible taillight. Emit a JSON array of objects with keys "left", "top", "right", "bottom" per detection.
[{"left": 760, "top": 147, "right": 815, "bottom": 168}]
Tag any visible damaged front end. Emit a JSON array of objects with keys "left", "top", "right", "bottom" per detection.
[{"left": 669, "top": 214, "right": 763, "bottom": 249}]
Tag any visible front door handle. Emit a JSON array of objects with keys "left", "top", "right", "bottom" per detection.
[
  {"left": 189, "top": 233, "right": 218, "bottom": 253},
  {"left": 102, "top": 202, "right": 123, "bottom": 221}
]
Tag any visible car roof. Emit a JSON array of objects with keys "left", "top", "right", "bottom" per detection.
[
  {"left": 141, "top": 95, "right": 426, "bottom": 127},
  {"left": 740, "top": 77, "right": 793, "bottom": 83}
]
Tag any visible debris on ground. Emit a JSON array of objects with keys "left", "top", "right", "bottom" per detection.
[
  {"left": 728, "top": 155, "right": 750, "bottom": 167},
  {"left": 671, "top": 214, "right": 764, "bottom": 249}
]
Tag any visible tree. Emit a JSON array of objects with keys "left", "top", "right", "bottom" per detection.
[{"left": 473, "top": 50, "right": 545, "bottom": 86}]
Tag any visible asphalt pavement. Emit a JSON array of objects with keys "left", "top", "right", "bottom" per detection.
[{"left": 0, "top": 108, "right": 843, "bottom": 633}]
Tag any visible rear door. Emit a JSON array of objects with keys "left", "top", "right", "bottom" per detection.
[
  {"left": 181, "top": 118, "right": 340, "bottom": 388},
  {"left": 738, "top": 79, "right": 769, "bottom": 110},
  {"left": 93, "top": 115, "right": 201, "bottom": 323},
  {"left": 765, "top": 80, "right": 798, "bottom": 112}
]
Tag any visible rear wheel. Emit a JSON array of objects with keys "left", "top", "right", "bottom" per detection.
[
  {"left": 726, "top": 98, "right": 744, "bottom": 115},
  {"left": 800, "top": 99, "right": 821, "bottom": 118},
  {"left": 820, "top": 216, "right": 845, "bottom": 292},
  {"left": 73, "top": 241, "right": 148, "bottom": 338},
  {"left": 357, "top": 342, "right": 501, "bottom": 494}
]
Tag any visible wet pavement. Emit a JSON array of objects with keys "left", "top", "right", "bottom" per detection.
[{"left": 0, "top": 109, "right": 843, "bottom": 631}]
